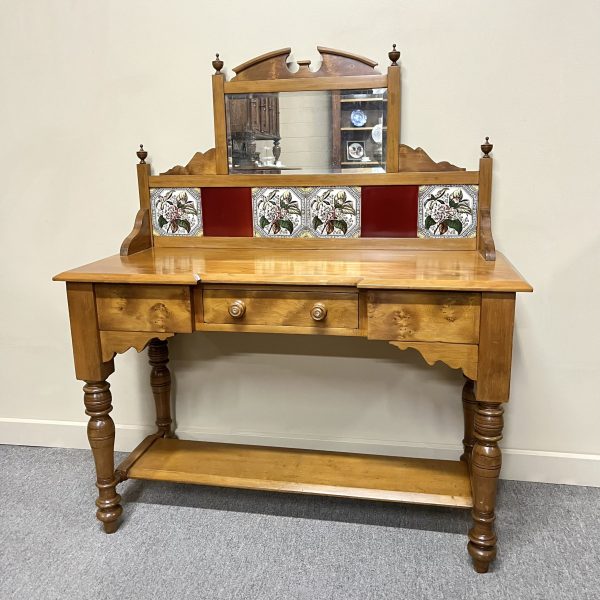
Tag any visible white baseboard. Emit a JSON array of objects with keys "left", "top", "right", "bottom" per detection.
[
  {"left": 0, "top": 418, "right": 155, "bottom": 453},
  {"left": 1, "top": 418, "right": 599, "bottom": 487}
]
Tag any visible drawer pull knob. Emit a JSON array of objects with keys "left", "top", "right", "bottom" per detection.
[
  {"left": 310, "top": 303, "right": 327, "bottom": 322},
  {"left": 228, "top": 300, "right": 246, "bottom": 318}
]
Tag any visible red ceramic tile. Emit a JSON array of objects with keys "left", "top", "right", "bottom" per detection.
[
  {"left": 360, "top": 186, "right": 418, "bottom": 238},
  {"left": 201, "top": 187, "right": 253, "bottom": 237}
]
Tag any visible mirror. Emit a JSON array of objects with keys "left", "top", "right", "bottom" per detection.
[{"left": 225, "top": 88, "right": 387, "bottom": 174}]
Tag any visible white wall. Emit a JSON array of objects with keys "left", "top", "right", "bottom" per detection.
[{"left": 1, "top": 0, "right": 599, "bottom": 486}]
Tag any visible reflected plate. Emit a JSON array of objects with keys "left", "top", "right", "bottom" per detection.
[
  {"left": 371, "top": 123, "right": 383, "bottom": 144},
  {"left": 347, "top": 142, "right": 365, "bottom": 160},
  {"left": 350, "top": 109, "right": 368, "bottom": 127}
]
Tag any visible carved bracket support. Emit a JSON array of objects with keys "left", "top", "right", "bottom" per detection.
[
  {"left": 100, "top": 331, "right": 174, "bottom": 363},
  {"left": 120, "top": 208, "right": 151, "bottom": 257},
  {"left": 389, "top": 341, "right": 478, "bottom": 380},
  {"left": 478, "top": 206, "right": 496, "bottom": 261}
]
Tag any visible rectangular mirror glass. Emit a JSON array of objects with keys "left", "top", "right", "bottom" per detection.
[{"left": 225, "top": 88, "right": 387, "bottom": 174}]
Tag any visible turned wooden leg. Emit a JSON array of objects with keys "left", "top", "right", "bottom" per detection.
[
  {"left": 468, "top": 402, "right": 504, "bottom": 573},
  {"left": 148, "top": 338, "right": 173, "bottom": 437},
  {"left": 460, "top": 378, "right": 477, "bottom": 464},
  {"left": 83, "top": 381, "right": 122, "bottom": 533}
]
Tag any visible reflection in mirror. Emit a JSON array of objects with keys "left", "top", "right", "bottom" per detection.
[{"left": 225, "top": 89, "right": 387, "bottom": 174}]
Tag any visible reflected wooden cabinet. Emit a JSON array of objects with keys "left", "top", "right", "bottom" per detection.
[
  {"left": 226, "top": 93, "right": 280, "bottom": 168},
  {"left": 331, "top": 89, "right": 387, "bottom": 172}
]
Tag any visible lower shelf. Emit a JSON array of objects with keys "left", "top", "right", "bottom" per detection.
[{"left": 126, "top": 438, "right": 473, "bottom": 508}]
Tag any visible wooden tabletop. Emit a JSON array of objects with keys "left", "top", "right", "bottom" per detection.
[{"left": 54, "top": 248, "right": 532, "bottom": 292}]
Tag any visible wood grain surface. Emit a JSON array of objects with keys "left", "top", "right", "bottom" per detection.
[
  {"left": 153, "top": 236, "right": 477, "bottom": 251},
  {"left": 127, "top": 438, "right": 473, "bottom": 507},
  {"left": 120, "top": 208, "right": 151, "bottom": 256},
  {"left": 95, "top": 284, "right": 192, "bottom": 333},
  {"left": 99, "top": 330, "right": 174, "bottom": 363},
  {"left": 230, "top": 46, "right": 380, "bottom": 82},
  {"left": 160, "top": 149, "right": 217, "bottom": 176},
  {"left": 148, "top": 171, "right": 479, "bottom": 188},
  {"left": 386, "top": 65, "right": 400, "bottom": 173},
  {"left": 367, "top": 291, "right": 481, "bottom": 343},
  {"left": 66, "top": 283, "right": 114, "bottom": 381},
  {"left": 212, "top": 74, "right": 228, "bottom": 174},
  {"left": 54, "top": 248, "right": 532, "bottom": 291},
  {"left": 477, "top": 157, "right": 496, "bottom": 260},
  {"left": 202, "top": 288, "right": 358, "bottom": 329},
  {"left": 476, "top": 292, "right": 516, "bottom": 402},
  {"left": 389, "top": 341, "right": 478, "bottom": 380},
  {"left": 224, "top": 75, "right": 388, "bottom": 94},
  {"left": 398, "top": 145, "right": 465, "bottom": 172}
]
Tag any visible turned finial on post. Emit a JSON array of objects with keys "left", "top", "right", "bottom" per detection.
[
  {"left": 136, "top": 144, "right": 148, "bottom": 164},
  {"left": 389, "top": 44, "right": 400, "bottom": 66},
  {"left": 212, "top": 53, "right": 224, "bottom": 74},
  {"left": 481, "top": 137, "right": 493, "bottom": 158}
]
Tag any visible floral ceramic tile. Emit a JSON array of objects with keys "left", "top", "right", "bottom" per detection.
[
  {"left": 252, "top": 187, "right": 305, "bottom": 237},
  {"left": 417, "top": 185, "right": 478, "bottom": 238},
  {"left": 306, "top": 187, "right": 361, "bottom": 237},
  {"left": 150, "top": 188, "right": 202, "bottom": 236}
]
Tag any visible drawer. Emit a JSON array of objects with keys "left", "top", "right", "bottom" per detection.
[
  {"left": 95, "top": 284, "right": 193, "bottom": 333},
  {"left": 202, "top": 288, "right": 359, "bottom": 330},
  {"left": 366, "top": 291, "right": 480, "bottom": 343}
]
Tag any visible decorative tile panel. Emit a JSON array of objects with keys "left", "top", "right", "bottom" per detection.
[
  {"left": 361, "top": 186, "right": 418, "bottom": 238},
  {"left": 252, "top": 187, "right": 361, "bottom": 238},
  {"left": 201, "top": 187, "right": 253, "bottom": 237},
  {"left": 148, "top": 185, "right": 478, "bottom": 240},
  {"left": 150, "top": 188, "right": 202, "bottom": 236},
  {"left": 307, "top": 187, "right": 360, "bottom": 238},
  {"left": 252, "top": 188, "right": 305, "bottom": 237},
  {"left": 418, "top": 185, "right": 478, "bottom": 238}
]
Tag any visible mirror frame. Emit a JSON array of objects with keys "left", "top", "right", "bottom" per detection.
[{"left": 211, "top": 47, "right": 401, "bottom": 175}]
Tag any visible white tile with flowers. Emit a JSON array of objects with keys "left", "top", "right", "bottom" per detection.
[
  {"left": 307, "top": 187, "right": 360, "bottom": 238},
  {"left": 150, "top": 188, "right": 203, "bottom": 236},
  {"left": 418, "top": 185, "right": 478, "bottom": 238},
  {"left": 252, "top": 187, "right": 305, "bottom": 237}
]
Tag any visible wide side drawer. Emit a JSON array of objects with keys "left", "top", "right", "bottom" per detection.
[
  {"left": 367, "top": 291, "right": 480, "bottom": 343},
  {"left": 202, "top": 287, "right": 358, "bottom": 330},
  {"left": 95, "top": 284, "right": 193, "bottom": 332}
]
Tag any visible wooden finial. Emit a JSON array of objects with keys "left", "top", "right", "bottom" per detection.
[
  {"left": 136, "top": 144, "right": 148, "bottom": 164},
  {"left": 481, "top": 136, "right": 493, "bottom": 158},
  {"left": 389, "top": 44, "right": 400, "bottom": 66},
  {"left": 212, "top": 53, "right": 224, "bottom": 74}
]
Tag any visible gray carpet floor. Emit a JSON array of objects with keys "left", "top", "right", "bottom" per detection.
[{"left": 0, "top": 445, "right": 598, "bottom": 600}]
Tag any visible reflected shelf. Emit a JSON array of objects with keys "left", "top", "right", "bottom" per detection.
[
  {"left": 340, "top": 98, "right": 388, "bottom": 103},
  {"left": 341, "top": 126, "right": 388, "bottom": 131}
]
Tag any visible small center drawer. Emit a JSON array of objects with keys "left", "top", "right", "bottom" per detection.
[{"left": 202, "top": 288, "right": 358, "bottom": 330}]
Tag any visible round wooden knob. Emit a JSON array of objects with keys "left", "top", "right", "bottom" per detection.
[
  {"left": 228, "top": 300, "right": 246, "bottom": 318},
  {"left": 310, "top": 303, "right": 327, "bottom": 321}
]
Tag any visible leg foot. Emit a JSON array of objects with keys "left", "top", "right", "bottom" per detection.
[
  {"left": 473, "top": 560, "right": 489, "bottom": 574},
  {"left": 467, "top": 402, "right": 503, "bottom": 573},
  {"left": 103, "top": 520, "right": 120, "bottom": 534},
  {"left": 148, "top": 338, "right": 173, "bottom": 437},
  {"left": 84, "top": 381, "right": 122, "bottom": 533}
]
